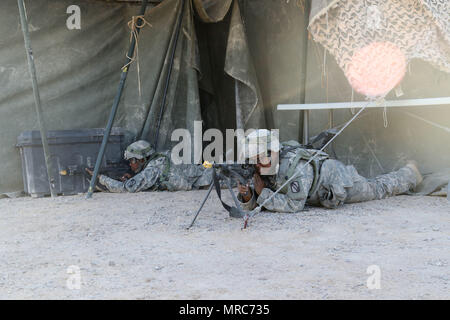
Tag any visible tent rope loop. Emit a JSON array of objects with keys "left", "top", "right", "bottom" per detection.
[{"left": 122, "top": 15, "right": 152, "bottom": 98}]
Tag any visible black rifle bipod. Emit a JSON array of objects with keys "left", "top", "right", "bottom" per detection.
[
  {"left": 186, "top": 183, "right": 214, "bottom": 230},
  {"left": 187, "top": 167, "right": 247, "bottom": 229}
]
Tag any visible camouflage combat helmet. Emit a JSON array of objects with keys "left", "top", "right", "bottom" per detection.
[
  {"left": 124, "top": 140, "right": 155, "bottom": 160},
  {"left": 240, "top": 129, "right": 280, "bottom": 159}
]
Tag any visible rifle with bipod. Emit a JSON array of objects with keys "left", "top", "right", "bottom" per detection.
[{"left": 187, "top": 161, "right": 255, "bottom": 229}]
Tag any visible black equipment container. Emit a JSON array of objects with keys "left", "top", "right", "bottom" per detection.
[{"left": 17, "top": 128, "right": 129, "bottom": 197}]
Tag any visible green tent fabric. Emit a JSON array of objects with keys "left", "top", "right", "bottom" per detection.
[
  {"left": 1, "top": 0, "right": 308, "bottom": 195},
  {"left": 120, "top": 0, "right": 266, "bottom": 152},
  {"left": 0, "top": 0, "right": 130, "bottom": 196},
  {"left": 193, "top": 0, "right": 233, "bottom": 23},
  {"left": 2, "top": 0, "right": 448, "bottom": 197},
  {"left": 127, "top": 0, "right": 203, "bottom": 149},
  {"left": 225, "top": 0, "right": 265, "bottom": 129}
]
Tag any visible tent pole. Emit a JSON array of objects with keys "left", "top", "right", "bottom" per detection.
[
  {"left": 303, "top": 110, "right": 309, "bottom": 144},
  {"left": 18, "top": 0, "right": 57, "bottom": 198},
  {"left": 300, "top": 0, "right": 311, "bottom": 145},
  {"left": 86, "top": 0, "right": 149, "bottom": 199},
  {"left": 151, "top": 0, "right": 185, "bottom": 150}
]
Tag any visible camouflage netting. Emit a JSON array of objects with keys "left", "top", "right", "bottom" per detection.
[{"left": 309, "top": 0, "right": 450, "bottom": 97}]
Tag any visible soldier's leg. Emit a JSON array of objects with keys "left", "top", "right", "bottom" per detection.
[{"left": 345, "top": 162, "right": 421, "bottom": 203}]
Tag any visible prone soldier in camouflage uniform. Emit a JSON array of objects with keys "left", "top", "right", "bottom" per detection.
[
  {"left": 237, "top": 130, "right": 423, "bottom": 213},
  {"left": 89, "top": 140, "right": 212, "bottom": 193}
]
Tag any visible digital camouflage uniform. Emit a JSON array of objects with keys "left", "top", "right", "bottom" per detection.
[
  {"left": 99, "top": 152, "right": 212, "bottom": 193},
  {"left": 239, "top": 143, "right": 420, "bottom": 213}
]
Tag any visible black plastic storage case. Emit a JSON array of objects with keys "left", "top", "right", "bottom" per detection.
[{"left": 16, "top": 128, "right": 128, "bottom": 197}]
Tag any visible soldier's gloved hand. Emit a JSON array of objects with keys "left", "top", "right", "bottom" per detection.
[
  {"left": 238, "top": 182, "right": 252, "bottom": 202},
  {"left": 253, "top": 173, "right": 265, "bottom": 195},
  {"left": 84, "top": 168, "right": 107, "bottom": 192},
  {"left": 85, "top": 168, "right": 94, "bottom": 177},
  {"left": 120, "top": 173, "right": 132, "bottom": 182}
]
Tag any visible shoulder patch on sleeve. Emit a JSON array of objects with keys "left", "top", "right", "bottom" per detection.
[
  {"left": 127, "top": 179, "right": 136, "bottom": 187},
  {"left": 290, "top": 181, "right": 300, "bottom": 193}
]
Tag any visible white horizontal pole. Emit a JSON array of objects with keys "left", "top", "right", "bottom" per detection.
[{"left": 277, "top": 97, "right": 450, "bottom": 111}]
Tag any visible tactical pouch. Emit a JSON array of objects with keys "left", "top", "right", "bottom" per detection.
[{"left": 279, "top": 140, "right": 329, "bottom": 196}]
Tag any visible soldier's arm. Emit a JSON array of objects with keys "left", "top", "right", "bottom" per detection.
[
  {"left": 98, "top": 165, "right": 161, "bottom": 193},
  {"left": 256, "top": 162, "right": 314, "bottom": 213}
]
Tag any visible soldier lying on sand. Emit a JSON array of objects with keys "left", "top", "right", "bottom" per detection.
[
  {"left": 86, "top": 140, "right": 211, "bottom": 193},
  {"left": 237, "top": 129, "right": 423, "bottom": 213}
]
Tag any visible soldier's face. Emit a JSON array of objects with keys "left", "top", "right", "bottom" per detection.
[
  {"left": 255, "top": 154, "right": 272, "bottom": 173},
  {"left": 129, "top": 158, "right": 145, "bottom": 173},
  {"left": 254, "top": 151, "right": 279, "bottom": 176}
]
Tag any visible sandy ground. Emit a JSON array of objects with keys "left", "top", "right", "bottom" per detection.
[{"left": 0, "top": 190, "right": 449, "bottom": 300}]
